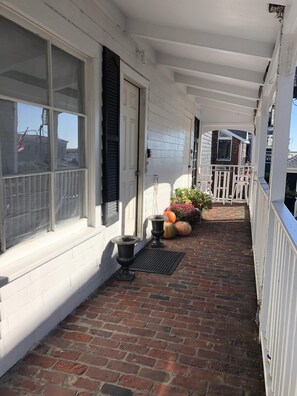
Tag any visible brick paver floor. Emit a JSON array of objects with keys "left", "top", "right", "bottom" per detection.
[{"left": 0, "top": 204, "right": 265, "bottom": 395}]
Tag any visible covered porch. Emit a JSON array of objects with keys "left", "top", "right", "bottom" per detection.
[
  {"left": 0, "top": 205, "right": 264, "bottom": 395},
  {"left": 0, "top": 1, "right": 297, "bottom": 395}
]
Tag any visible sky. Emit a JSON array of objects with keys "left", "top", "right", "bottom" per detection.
[{"left": 18, "top": 103, "right": 78, "bottom": 149}]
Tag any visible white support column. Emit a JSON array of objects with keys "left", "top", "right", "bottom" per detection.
[
  {"left": 269, "top": 31, "right": 295, "bottom": 202},
  {"left": 252, "top": 98, "right": 270, "bottom": 179},
  {"left": 251, "top": 115, "right": 260, "bottom": 172},
  {"left": 258, "top": 98, "right": 270, "bottom": 179}
]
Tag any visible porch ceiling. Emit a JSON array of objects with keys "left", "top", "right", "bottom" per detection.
[{"left": 98, "top": 0, "right": 286, "bottom": 130}]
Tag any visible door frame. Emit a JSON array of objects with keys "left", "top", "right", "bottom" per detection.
[{"left": 120, "top": 62, "right": 149, "bottom": 238}]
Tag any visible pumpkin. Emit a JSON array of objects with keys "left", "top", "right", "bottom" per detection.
[
  {"left": 163, "top": 210, "right": 176, "bottom": 223},
  {"left": 175, "top": 221, "right": 192, "bottom": 236},
  {"left": 163, "top": 222, "right": 177, "bottom": 239}
]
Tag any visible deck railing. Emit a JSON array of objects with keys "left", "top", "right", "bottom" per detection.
[
  {"left": 197, "top": 164, "right": 252, "bottom": 204},
  {"left": 249, "top": 177, "right": 297, "bottom": 396},
  {"left": 198, "top": 166, "right": 297, "bottom": 395},
  {"left": 2, "top": 169, "right": 85, "bottom": 250},
  {"left": 250, "top": 177, "right": 270, "bottom": 301}
]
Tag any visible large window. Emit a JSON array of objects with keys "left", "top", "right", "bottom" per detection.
[
  {"left": 217, "top": 131, "right": 232, "bottom": 161},
  {"left": 0, "top": 16, "right": 86, "bottom": 250}
]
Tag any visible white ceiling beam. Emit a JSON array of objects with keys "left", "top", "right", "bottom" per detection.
[
  {"left": 92, "top": 0, "right": 127, "bottom": 30},
  {"left": 262, "top": 30, "right": 280, "bottom": 103},
  {"left": 197, "top": 98, "right": 254, "bottom": 115},
  {"left": 127, "top": 18, "right": 273, "bottom": 60},
  {"left": 201, "top": 123, "right": 254, "bottom": 134},
  {"left": 157, "top": 53, "right": 264, "bottom": 85},
  {"left": 283, "top": 0, "right": 297, "bottom": 74},
  {"left": 175, "top": 73, "right": 259, "bottom": 100},
  {"left": 190, "top": 88, "right": 257, "bottom": 109}
]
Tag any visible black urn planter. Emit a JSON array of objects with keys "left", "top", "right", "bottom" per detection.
[
  {"left": 148, "top": 215, "right": 168, "bottom": 248},
  {"left": 111, "top": 235, "right": 140, "bottom": 281}
]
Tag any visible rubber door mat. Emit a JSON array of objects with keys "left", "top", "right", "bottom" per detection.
[{"left": 130, "top": 249, "right": 185, "bottom": 275}]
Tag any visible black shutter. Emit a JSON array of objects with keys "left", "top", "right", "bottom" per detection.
[
  {"left": 102, "top": 47, "right": 120, "bottom": 226},
  {"left": 192, "top": 117, "right": 200, "bottom": 188}
]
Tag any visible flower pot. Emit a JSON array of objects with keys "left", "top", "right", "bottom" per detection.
[
  {"left": 148, "top": 215, "right": 168, "bottom": 248},
  {"left": 111, "top": 235, "right": 140, "bottom": 281}
]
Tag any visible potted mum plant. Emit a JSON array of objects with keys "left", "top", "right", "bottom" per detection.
[
  {"left": 165, "top": 203, "right": 201, "bottom": 225},
  {"left": 170, "top": 188, "right": 212, "bottom": 220}
]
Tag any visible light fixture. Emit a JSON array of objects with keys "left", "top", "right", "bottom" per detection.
[
  {"left": 268, "top": 3, "right": 285, "bottom": 22},
  {"left": 135, "top": 47, "right": 147, "bottom": 64}
]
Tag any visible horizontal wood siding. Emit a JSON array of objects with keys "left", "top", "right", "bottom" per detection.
[
  {"left": 200, "top": 131, "right": 212, "bottom": 165},
  {"left": 0, "top": 0, "right": 199, "bottom": 377}
]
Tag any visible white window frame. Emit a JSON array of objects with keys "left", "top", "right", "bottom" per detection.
[{"left": 0, "top": 12, "right": 94, "bottom": 252}]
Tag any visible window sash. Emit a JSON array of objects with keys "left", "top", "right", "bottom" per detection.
[{"left": 0, "top": 17, "right": 87, "bottom": 252}]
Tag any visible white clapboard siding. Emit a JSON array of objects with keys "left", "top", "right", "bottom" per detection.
[{"left": 0, "top": 0, "right": 199, "bottom": 377}]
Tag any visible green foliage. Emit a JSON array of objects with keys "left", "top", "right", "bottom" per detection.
[{"left": 170, "top": 188, "right": 212, "bottom": 211}]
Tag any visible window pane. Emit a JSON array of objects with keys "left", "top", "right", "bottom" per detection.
[
  {"left": 217, "top": 140, "right": 231, "bottom": 160},
  {"left": 4, "top": 174, "right": 50, "bottom": 248},
  {"left": 0, "top": 100, "right": 49, "bottom": 175},
  {"left": 52, "top": 46, "right": 84, "bottom": 113},
  {"left": 55, "top": 112, "right": 84, "bottom": 170},
  {"left": 55, "top": 170, "right": 84, "bottom": 223},
  {"left": 0, "top": 16, "right": 48, "bottom": 104}
]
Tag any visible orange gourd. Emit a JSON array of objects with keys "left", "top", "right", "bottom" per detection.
[
  {"left": 163, "top": 222, "right": 177, "bottom": 239},
  {"left": 163, "top": 210, "right": 176, "bottom": 223},
  {"left": 175, "top": 221, "right": 192, "bottom": 236}
]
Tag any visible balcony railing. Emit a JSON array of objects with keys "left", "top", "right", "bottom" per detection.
[
  {"left": 197, "top": 165, "right": 297, "bottom": 396},
  {"left": 251, "top": 178, "right": 297, "bottom": 396},
  {"left": 197, "top": 164, "right": 252, "bottom": 204}
]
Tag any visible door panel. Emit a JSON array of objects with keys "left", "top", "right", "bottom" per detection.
[
  {"left": 184, "top": 116, "right": 192, "bottom": 187},
  {"left": 121, "top": 80, "right": 139, "bottom": 235}
]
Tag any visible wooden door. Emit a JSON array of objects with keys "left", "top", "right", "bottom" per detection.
[
  {"left": 184, "top": 116, "right": 192, "bottom": 187},
  {"left": 121, "top": 80, "right": 140, "bottom": 235}
]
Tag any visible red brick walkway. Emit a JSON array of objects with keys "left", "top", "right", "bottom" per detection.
[{"left": 0, "top": 204, "right": 265, "bottom": 395}]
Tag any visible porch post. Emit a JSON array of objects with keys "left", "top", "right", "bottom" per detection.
[
  {"left": 260, "top": 6, "right": 297, "bottom": 342},
  {"left": 269, "top": 30, "right": 294, "bottom": 202},
  {"left": 253, "top": 98, "right": 269, "bottom": 180}
]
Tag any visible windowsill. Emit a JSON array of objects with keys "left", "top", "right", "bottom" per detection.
[{"left": 0, "top": 220, "right": 106, "bottom": 284}]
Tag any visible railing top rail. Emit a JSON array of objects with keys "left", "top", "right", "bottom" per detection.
[
  {"left": 272, "top": 201, "right": 297, "bottom": 255},
  {"left": 3, "top": 168, "right": 87, "bottom": 180}
]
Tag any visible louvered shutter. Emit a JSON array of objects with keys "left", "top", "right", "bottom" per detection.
[
  {"left": 192, "top": 117, "right": 200, "bottom": 188},
  {"left": 102, "top": 47, "right": 120, "bottom": 226}
]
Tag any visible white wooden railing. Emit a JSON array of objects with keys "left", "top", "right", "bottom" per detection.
[
  {"left": 197, "top": 164, "right": 252, "bottom": 204},
  {"left": 250, "top": 176, "right": 270, "bottom": 301},
  {"left": 2, "top": 169, "right": 85, "bottom": 250},
  {"left": 198, "top": 166, "right": 297, "bottom": 395},
  {"left": 250, "top": 177, "right": 297, "bottom": 396}
]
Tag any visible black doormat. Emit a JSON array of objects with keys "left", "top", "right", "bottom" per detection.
[{"left": 130, "top": 249, "right": 185, "bottom": 275}]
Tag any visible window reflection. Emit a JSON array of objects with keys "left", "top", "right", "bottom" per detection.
[
  {"left": 55, "top": 112, "right": 84, "bottom": 170},
  {"left": 52, "top": 46, "right": 84, "bottom": 113},
  {"left": 0, "top": 16, "right": 48, "bottom": 105},
  {"left": 0, "top": 100, "right": 49, "bottom": 175}
]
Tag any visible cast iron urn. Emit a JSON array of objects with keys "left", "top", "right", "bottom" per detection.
[
  {"left": 111, "top": 235, "right": 140, "bottom": 281},
  {"left": 148, "top": 215, "right": 168, "bottom": 248}
]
